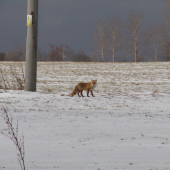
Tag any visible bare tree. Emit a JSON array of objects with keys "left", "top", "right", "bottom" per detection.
[
  {"left": 145, "top": 23, "right": 154, "bottom": 62},
  {"left": 70, "top": 51, "right": 92, "bottom": 62},
  {"left": 152, "top": 23, "right": 164, "bottom": 62},
  {"left": 48, "top": 44, "right": 63, "bottom": 61},
  {"left": 161, "top": 40, "right": 170, "bottom": 61},
  {"left": 37, "top": 48, "right": 47, "bottom": 61},
  {"left": 145, "top": 22, "right": 165, "bottom": 62},
  {"left": 147, "top": 22, "right": 164, "bottom": 62},
  {"left": 59, "top": 45, "right": 70, "bottom": 61},
  {"left": 93, "top": 19, "right": 105, "bottom": 62},
  {"left": 0, "top": 108, "right": 25, "bottom": 170},
  {"left": 125, "top": 10, "right": 143, "bottom": 62},
  {"left": 48, "top": 44, "right": 56, "bottom": 61},
  {"left": 163, "top": 0, "right": 170, "bottom": 61},
  {"left": 164, "top": 0, "right": 170, "bottom": 36},
  {"left": 0, "top": 52, "right": 6, "bottom": 61},
  {"left": 90, "top": 52, "right": 101, "bottom": 62},
  {"left": 105, "top": 17, "right": 122, "bottom": 62},
  {"left": 6, "top": 47, "right": 25, "bottom": 61}
]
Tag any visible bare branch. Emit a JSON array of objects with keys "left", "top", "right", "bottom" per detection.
[{"left": 0, "top": 108, "right": 25, "bottom": 170}]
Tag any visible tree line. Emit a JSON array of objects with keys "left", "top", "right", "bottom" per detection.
[
  {"left": 1, "top": 1, "right": 170, "bottom": 62},
  {"left": 0, "top": 44, "right": 92, "bottom": 62},
  {"left": 92, "top": 2, "right": 170, "bottom": 62}
]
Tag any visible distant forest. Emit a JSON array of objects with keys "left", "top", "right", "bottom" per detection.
[
  {"left": 1, "top": 1, "right": 170, "bottom": 62},
  {"left": 0, "top": 45, "right": 92, "bottom": 62}
]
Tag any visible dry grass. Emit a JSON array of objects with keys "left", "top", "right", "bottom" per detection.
[
  {"left": 0, "top": 61, "right": 170, "bottom": 94},
  {"left": 0, "top": 62, "right": 25, "bottom": 90}
]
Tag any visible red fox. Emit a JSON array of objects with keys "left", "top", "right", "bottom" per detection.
[{"left": 70, "top": 79, "right": 97, "bottom": 97}]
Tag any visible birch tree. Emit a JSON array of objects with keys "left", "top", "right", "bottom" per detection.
[
  {"left": 152, "top": 23, "right": 163, "bottom": 62},
  {"left": 59, "top": 45, "right": 70, "bottom": 61},
  {"left": 106, "top": 17, "right": 122, "bottom": 62},
  {"left": 125, "top": 10, "right": 143, "bottom": 62},
  {"left": 93, "top": 19, "right": 105, "bottom": 62}
]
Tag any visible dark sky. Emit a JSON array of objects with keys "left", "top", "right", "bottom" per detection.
[{"left": 0, "top": 0, "right": 166, "bottom": 55}]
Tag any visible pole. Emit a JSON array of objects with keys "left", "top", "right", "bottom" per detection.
[{"left": 25, "top": 0, "right": 38, "bottom": 91}]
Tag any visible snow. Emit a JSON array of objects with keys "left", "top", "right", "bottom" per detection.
[{"left": 0, "top": 62, "right": 170, "bottom": 170}]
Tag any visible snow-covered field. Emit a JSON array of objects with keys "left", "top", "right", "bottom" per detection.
[{"left": 0, "top": 62, "right": 170, "bottom": 170}]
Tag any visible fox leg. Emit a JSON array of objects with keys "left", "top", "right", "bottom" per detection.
[
  {"left": 80, "top": 90, "right": 84, "bottom": 97},
  {"left": 77, "top": 90, "right": 81, "bottom": 97},
  {"left": 90, "top": 90, "right": 95, "bottom": 97},
  {"left": 87, "top": 90, "right": 90, "bottom": 97}
]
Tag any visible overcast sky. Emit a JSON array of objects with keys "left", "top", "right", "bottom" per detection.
[{"left": 0, "top": 0, "right": 166, "bottom": 55}]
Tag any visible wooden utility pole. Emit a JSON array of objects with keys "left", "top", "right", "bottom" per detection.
[{"left": 25, "top": 0, "right": 38, "bottom": 91}]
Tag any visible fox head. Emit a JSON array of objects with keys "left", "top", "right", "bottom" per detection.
[{"left": 91, "top": 79, "right": 97, "bottom": 85}]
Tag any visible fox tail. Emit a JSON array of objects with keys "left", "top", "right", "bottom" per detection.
[{"left": 70, "top": 85, "right": 78, "bottom": 97}]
